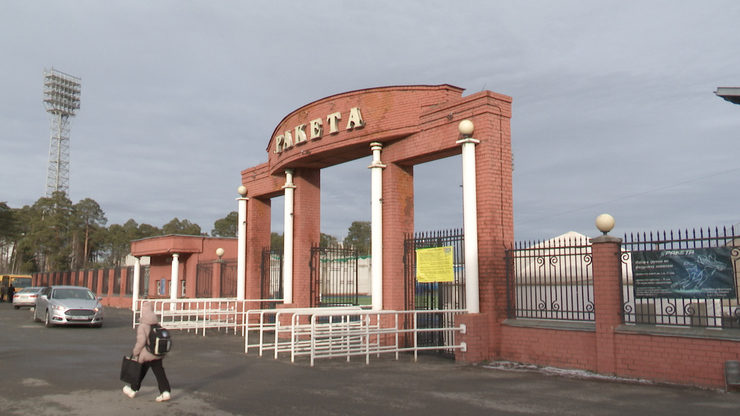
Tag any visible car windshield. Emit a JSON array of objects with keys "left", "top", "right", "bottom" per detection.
[
  {"left": 52, "top": 288, "right": 95, "bottom": 300},
  {"left": 18, "top": 288, "right": 41, "bottom": 294}
]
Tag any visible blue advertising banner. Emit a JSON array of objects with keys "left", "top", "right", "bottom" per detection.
[{"left": 631, "top": 247, "right": 736, "bottom": 299}]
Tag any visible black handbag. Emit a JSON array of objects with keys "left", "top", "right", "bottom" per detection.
[{"left": 120, "top": 355, "right": 143, "bottom": 384}]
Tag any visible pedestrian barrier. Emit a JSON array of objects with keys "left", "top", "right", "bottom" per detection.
[
  {"left": 133, "top": 298, "right": 282, "bottom": 336},
  {"left": 245, "top": 307, "right": 468, "bottom": 366},
  {"left": 244, "top": 306, "right": 364, "bottom": 357}
]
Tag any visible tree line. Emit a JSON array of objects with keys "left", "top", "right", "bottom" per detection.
[{"left": 0, "top": 192, "right": 370, "bottom": 274}]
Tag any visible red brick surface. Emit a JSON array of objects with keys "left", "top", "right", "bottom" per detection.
[{"left": 456, "top": 236, "right": 740, "bottom": 389}]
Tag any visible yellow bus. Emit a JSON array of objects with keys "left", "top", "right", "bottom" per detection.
[{"left": 1, "top": 274, "right": 33, "bottom": 290}]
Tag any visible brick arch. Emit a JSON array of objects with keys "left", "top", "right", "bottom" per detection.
[{"left": 241, "top": 84, "right": 513, "bottom": 316}]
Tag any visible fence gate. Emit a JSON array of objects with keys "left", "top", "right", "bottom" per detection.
[
  {"left": 261, "top": 248, "right": 283, "bottom": 300},
  {"left": 309, "top": 245, "right": 359, "bottom": 307},
  {"left": 196, "top": 263, "right": 213, "bottom": 298},
  {"left": 220, "top": 260, "right": 237, "bottom": 298},
  {"left": 404, "top": 229, "right": 466, "bottom": 355}
]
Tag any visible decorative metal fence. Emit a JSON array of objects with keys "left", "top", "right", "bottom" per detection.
[
  {"left": 33, "top": 265, "right": 149, "bottom": 297},
  {"left": 113, "top": 267, "right": 121, "bottom": 295},
  {"left": 91, "top": 270, "right": 98, "bottom": 293},
  {"left": 261, "top": 248, "right": 283, "bottom": 300},
  {"left": 310, "top": 245, "right": 359, "bottom": 307},
  {"left": 102, "top": 270, "right": 109, "bottom": 293},
  {"left": 139, "top": 266, "right": 149, "bottom": 297},
  {"left": 622, "top": 227, "right": 740, "bottom": 328},
  {"left": 195, "top": 263, "right": 213, "bottom": 298},
  {"left": 220, "top": 260, "right": 237, "bottom": 298},
  {"left": 506, "top": 234, "right": 594, "bottom": 322},
  {"left": 125, "top": 266, "right": 134, "bottom": 295}
]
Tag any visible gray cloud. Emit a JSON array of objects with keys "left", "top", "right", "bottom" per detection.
[{"left": 2, "top": 0, "right": 739, "bottom": 244}]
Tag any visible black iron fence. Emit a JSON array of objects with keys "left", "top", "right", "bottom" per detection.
[
  {"left": 91, "top": 270, "right": 99, "bottom": 293},
  {"left": 33, "top": 265, "right": 150, "bottom": 297},
  {"left": 404, "top": 229, "right": 466, "bottom": 355},
  {"left": 195, "top": 263, "right": 213, "bottom": 298},
  {"left": 139, "top": 266, "right": 149, "bottom": 297},
  {"left": 310, "top": 245, "right": 359, "bottom": 307},
  {"left": 505, "top": 234, "right": 594, "bottom": 321},
  {"left": 261, "top": 248, "right": 283, "bottom": 300},
  {"left": 102, "top": 269, "right": 109, "bottom": 294},
  {"left": 113, "top": 268, "right": 121, "bottom": 295},
  {"left": 126, "top": 267, "right": 134, "bottom": 295},
  {"left": 220, "top": 260, "right": 237, "bottom": 298},
  {"left": 622, "top": 227, "right": 740, "bottom": 328}
]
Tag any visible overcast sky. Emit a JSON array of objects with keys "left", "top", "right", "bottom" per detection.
[{"left": 2, "top": 1, "right": 740, "bottom": 243}]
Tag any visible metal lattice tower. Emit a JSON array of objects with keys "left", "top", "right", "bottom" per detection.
[{"left": 43, "top": 68, "right": 81, "bottom": 197}]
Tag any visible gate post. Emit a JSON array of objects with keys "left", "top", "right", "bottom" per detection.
[
  {"left": 457, "top": 120, "right": 480, "bottom": 314},
  {"left": 132, "top": 257, "right": 140, "bottom": 311},
  {"left": 369, "top": 143, "right": 385, "bottom": 310},
  {"left": 282, "top": 169, "right": 296, "bottom": 304},
  {"left": 591, "top": 215, "right": 623, "bottom": 375},
  {"left": 237, "top": 186, "right": 248, "bottom": 301}
]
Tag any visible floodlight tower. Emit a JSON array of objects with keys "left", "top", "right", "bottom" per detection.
[{"left": 43, "top": 68, "right": 81, "bottom": 197}]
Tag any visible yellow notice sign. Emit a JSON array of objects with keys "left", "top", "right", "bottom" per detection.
[{"left": 416, "top": 246, "right": 454, "bottom": 283}]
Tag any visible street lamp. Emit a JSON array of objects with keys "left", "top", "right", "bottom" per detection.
[
  {"left": 715, "top": 87, "right": 740, "bottom": 105},
  {"left": 595, "top": 213, "right": 615, "bottom": 235}
]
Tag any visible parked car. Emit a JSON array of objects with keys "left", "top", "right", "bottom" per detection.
[
  {"left": 33, "top": 286, "right": 103, "bottom": 328},
  {"left": 12, "top": 286, "right": 44, "bottom": 309}
]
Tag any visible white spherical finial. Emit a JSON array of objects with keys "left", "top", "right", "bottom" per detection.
[
  {"left": 458, "top": 119, "right": 474, "bottom": 136},
  {"left": 216, "top": 247, "right": 225, "bottom": 258},
  {"left": 595, "top": 213, "right": 615, "bottom": 235},
  {"left": 237, "top": 185, "right": 247, "bottom": 197}
]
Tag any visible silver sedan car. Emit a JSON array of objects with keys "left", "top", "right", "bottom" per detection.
[
  {"left": 33, "top": 286, "right": 104, "bottom": 328},
  {"left": 12, "top": 286, "right": 44, "bottom": 309}
]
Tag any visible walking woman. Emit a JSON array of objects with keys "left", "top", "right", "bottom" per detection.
[{"left": 122, "top": 302, "right": 172, "bottom": 402}]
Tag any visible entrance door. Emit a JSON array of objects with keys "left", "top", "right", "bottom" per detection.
[{"left": 404, "top": 229, "right": 466, "bottom": 354}]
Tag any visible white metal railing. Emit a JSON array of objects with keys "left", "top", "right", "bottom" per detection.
[
  {"left": 245, "top": 307, "right": 468, "bottom": 366},
  {"left": 244, "top": 306, "right": 364, "bottom": 357},
  {"left": 133, "top": 298, "right": 283, "bottom": 336}
]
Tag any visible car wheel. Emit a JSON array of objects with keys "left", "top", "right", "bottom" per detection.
[
  {"left": 44, "top": 311, "right": 53, "bottom": 328},
  {"left": 14, "top": 306, "right": 19, "bottom": 310}
]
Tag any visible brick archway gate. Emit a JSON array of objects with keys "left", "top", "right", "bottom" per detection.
[{"left": 239, "top": 85, "right": 513, "bottom": 350}]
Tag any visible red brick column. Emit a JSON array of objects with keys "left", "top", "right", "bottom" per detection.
[
  {"left": 382, "top": 162, "right": 414, "bottom": 311},
  {"left": 213, "top": 260, "right": 222, "bottom": 298},
  {"left": 292, "top": 168, "right": 321, "bottom": 308},
  {"left": 96, "top": 270, "right": 103, "bottom": 295},
  {"left": 474, "top": 115, "right": 514, "bottom": 358},
  {"left": 246, "top": 197, "right": 271, "bottom": 302},
  {"left": 591, "top": 234, "right": 623, "bottom": 375},
  {"left": 106, "top": 269, "right": 114, "bottom": 296}
]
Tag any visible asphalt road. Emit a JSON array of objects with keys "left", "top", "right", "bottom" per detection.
[{"left": 1, "top": 302, "right": 740, "bottom": 416}]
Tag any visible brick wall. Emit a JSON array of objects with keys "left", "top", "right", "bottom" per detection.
[{"left": 457, "top": 235, "right": 740, "bottom": 389}]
